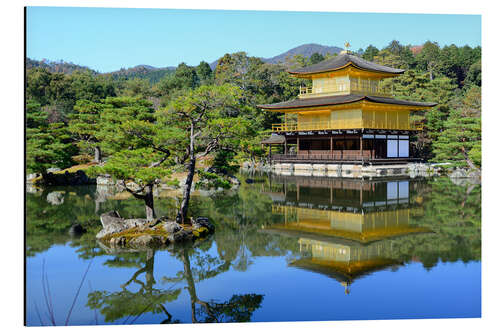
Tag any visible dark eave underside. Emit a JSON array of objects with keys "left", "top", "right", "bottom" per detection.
[
  {"left": 258, "top": 94, "right": 437, "bottom": 110},
  {"left": 288, "top": 53, "right": 405, "bottom": 75}
]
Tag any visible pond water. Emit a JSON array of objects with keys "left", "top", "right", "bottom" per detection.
[{"left": 25, "top": 173, "right": 481, "bottom": 326}]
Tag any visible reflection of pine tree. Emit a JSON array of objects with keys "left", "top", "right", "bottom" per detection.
[
  {"left": 87, "top": 250, "right": 181, "bottom": 324},
  {"left": 162, "top": 247, "right": 263, "bottom": 323}
]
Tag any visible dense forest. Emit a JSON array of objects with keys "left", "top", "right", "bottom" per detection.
[{"left": 26, "top": 40, "right": 482, "bottom": 182}]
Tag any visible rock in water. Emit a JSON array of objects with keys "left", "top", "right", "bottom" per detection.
[
  {"left": 96, "top": 211, "right": 215, "bottom": 249},
  {"left": 167, "top": 230, "right": 194, "bottom": 243},
  {"left": 128, "top": 235, "right": 165, "bottom": 247},
  {"left": 97, "top": 211, "right": 149, "bottom": 239},
  {"left": 192, "top": 217, "right": 215, "bottom": 233},
  {"left": 96, "top": 174, "right": 115, "bottom": 185},
  {"left": 161, "top": 221, "right": 182, "bottom": 234}
]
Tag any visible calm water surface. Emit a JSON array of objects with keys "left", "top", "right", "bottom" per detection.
[{"left": 25, "top": 174, "right": 481, "bottom": 325}]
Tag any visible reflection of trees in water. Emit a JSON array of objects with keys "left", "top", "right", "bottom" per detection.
[
  {"left": 26, "top": 185, "right": 180, "bottom": 258},
  {"left": 163, "top": 246, "right": 263, "bottom": 323},
  {"left": 87, "top": 249, "right": 181, "bottom": 324},
  {"left": 398, "top": 177, "right": 481, "bottom": 269},
  {"left": 26, "top": 186, "right": 100, "bottom": 256},
  {"left": 86, "top": 243, "right": 263, "bottom": 324},
  {"left": 190, "top": 185, "right": 301, "bottom": 272}
]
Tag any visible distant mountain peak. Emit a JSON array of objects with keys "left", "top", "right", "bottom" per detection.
[
  {"left": 208, "top": 43, "right": 343, "bottom": 69},
  {"left": 263, "top": 43, "right": 343, "bottom": 64}
]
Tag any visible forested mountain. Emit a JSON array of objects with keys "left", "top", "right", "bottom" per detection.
[
  {"left": 26, "top": 58, "right": 97, "bottom": 75},
  {"left": 263, "top": 43, "right": 343, "bottom": 64},
  {"left": 209, "top": 43, "right": 343, "bottom": 69},
  {"left": 26, "top": 59, "right": 176, "bottom": 83},
  {"left": 108, "top": 65, "right": 176, "bottom": 83}
]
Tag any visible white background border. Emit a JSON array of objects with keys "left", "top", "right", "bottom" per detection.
[{"left": 1, "top": 1, "right": 496, "bottom": 332}]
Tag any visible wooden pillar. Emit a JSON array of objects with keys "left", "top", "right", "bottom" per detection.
[
  {"left": 370, "top": 138, "right": 373, "bottom": 160},
  {"left": 268, "top": 145, "right": 271, "bottom": 163},
  {"left": 297, "top": 136, "right": 300, "bottom": 154},
  {"left": 330, "top": 135, "right": 333, "bottom": 159},
  {"left": 284, "top": 136, "right": 287, "bottom": 155},
  {"left": 360, "top": 182, "right": 363, "bottom": 206},
  {"left": 360, "top": 134, "right": 363, "bottom": 163},
  {"left": 341, "top": 133, "right": 345, "bottom": 160}
]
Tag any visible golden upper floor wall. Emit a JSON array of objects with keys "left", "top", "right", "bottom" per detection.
[
  {"left": 299, "top": 237, "right": 393, "bottom": 263},
  {"left": 299, "top": 68, "right": 393, "bottom": 99}
]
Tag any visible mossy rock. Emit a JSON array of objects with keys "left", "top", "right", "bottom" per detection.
[{"left": 97, "top": 212, "right": 214, "bottom": 249}]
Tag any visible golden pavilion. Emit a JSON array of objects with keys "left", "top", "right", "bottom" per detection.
[{"left": 259, "top": 44, "right": 437, "bottom": 164}]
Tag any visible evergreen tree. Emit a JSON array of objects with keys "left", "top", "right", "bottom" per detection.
[
  {"left": 431, "top": 85, "right": 481, "bottom": 168},
  {"left": 161, "top": 84, "right": 250, "bottom": 223},
  {"left": 362, "top": 45, "right": 379, "bottom": 61},
  {"left": 432, "top": 107, "right": 481, "bottom": 169},
  {"left": 309, "top": 52, "right": 325, "bottom": 64},
  {"left": 154, "top": 62, "right": 199, "bottom": 97},
  {"left": 415, "top": 41, "right": 441, "bottom": 80},
  {"left": 26, "top": 102, "right": 77, "bottom": 175},
  {"left": 90, "top": 97, "right": 176, "bottom": 220},
  {"left": 196, "top": 61, "right": 214, "bottom": 85},
  {"left": 68, "top": 100, "right": 104, "bottom": 163}
]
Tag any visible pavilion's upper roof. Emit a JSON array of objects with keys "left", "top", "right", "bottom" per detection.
[
  {"left": 258, "top": 94, "right": 437, "bottom": 110},
  {"left": 289, "top": 257, "right": 400, "bottom": 284},
  {"left": 288, "top": 53, "right": 405, "bottom": 76}
]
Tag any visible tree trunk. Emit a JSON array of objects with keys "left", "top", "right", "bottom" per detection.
[
  {"left": 144, "top": 183, "right": 156, "bottom": 221},
  {"left": 94, "top": 200, "right": 100, "bottom": 214},
  {"left": 177, "top": 154, "right": 195, "bottom": 224},
  {"left": 145, "top": 249, "right": 155, "bottom": 290},
  {"left": 461, "top": 145, "right": 478, "bottom": 171},
  {"left": 94, "top": 146, "right": 102, "bottom": 163},
  {"left": 180, "top": 248, "right": 198, "bottom": 323},
  {"left": 177, "top": 124, "right": 196, "bottom": 224}
]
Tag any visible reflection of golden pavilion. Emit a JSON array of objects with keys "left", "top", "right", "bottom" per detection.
[
  {"left": 292, "top": 238, "right": 399, "bottom": 294},
  {"left": 263, "top": 176, "right": 429, "bottom": 293},
  {"left": 267, "top": 176, "right": 427, "bottom": 243},
  {"left": 272, "top": 205, "right": 426, "bottom": 243}
]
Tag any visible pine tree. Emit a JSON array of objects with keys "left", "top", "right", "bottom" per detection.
[
  {"left": 431, "top": 108, "right": 481, "bottom": 169},
  {"left": 26, "top": 101, "right": 77, "bottom": 175},
  {"left": 68, "top": 99, "right": 104, "bottom": 163},
  {"left": 162, "top": 84, "right": 250, "bottom": 223},
  {"left": 89, "top": 97, "right": 174, "bottom": 221}
]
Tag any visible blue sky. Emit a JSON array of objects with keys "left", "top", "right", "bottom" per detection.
[{"left": 26, "top": 7, "right": 481, "bottom": 73}]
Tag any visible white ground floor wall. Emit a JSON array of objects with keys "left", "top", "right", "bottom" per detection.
[{"left": 271, "top": 162, "right": 438, "bottom": 178}]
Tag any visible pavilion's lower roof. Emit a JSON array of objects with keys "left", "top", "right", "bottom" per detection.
[{"left": 258, "top": 94, "right": 437, "bottom": 110}]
